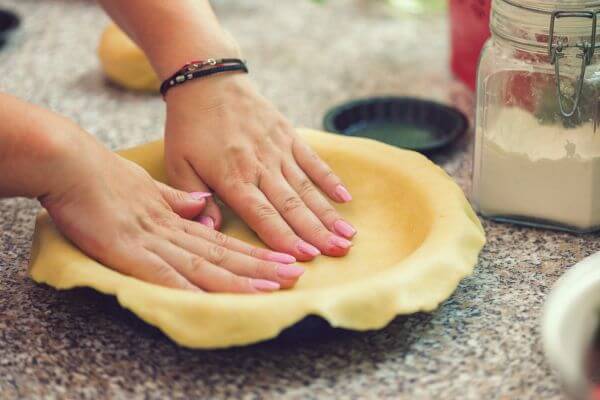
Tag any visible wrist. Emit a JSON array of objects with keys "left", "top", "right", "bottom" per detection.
[
  {"left": 165, "top": 72, "right": 254, "bottom": 112},
  {"left": 0, "top": 120, "right": 84, "bottom": 200},
  {"left": 38, "top": 124, "right": 106, "bottom": 204}
]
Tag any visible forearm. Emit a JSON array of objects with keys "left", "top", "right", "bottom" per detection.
[
  {"left": 97, "top": 0, "right": 239, "bottom": 79},
  {"left": 0, "top": 93, "right": 86, "bottom": 199}
]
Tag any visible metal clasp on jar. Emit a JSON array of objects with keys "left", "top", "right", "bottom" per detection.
[{"left": 548, "top": 11, "right": 598, "bottom": 118}]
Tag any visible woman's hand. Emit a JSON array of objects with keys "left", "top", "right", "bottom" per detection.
[
  {"left": 96, "top": 0, "right": 356, "bottom": 261},
  {"left": 40, "top": 129, "right": 304, "bottom": 293},
  {"left": 164, "top": 75, "right": 357, "bottom": 262}
]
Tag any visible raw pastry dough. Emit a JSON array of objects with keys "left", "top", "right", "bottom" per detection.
[
  {"left": 98, "top": 24, "right": 160, "bottom": 92},
  {"left": 29, "top": 130, "right": 486, "bottom": 349}
]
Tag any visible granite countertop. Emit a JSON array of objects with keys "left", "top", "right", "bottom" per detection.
[{"left": 0, "top": 0, "right": 590, "bottom": 398}]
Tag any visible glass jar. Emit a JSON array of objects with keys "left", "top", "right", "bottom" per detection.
[
  {"left": 450, "top": 0, "right": 492, "bottom": 90},
  {"left": 472, "top": 0, "right": 600, "bottom": 233}
]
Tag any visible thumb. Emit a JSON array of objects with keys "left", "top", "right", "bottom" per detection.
[
  {"left": 156, "top": 181, "right": 210, "bottom": 220},
  {"left": 165, "top": 158, "right": 224, "bottom": 230}
]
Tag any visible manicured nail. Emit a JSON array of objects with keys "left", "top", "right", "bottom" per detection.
[
  {"left": 330, "top": 235, "right": 352, "bottom": 249},
  {"left": 196, "top": 215, "right": 215, "bottom": 229},
  {"left": 335, "top": 184, "right": 353, "bottom": 202},
  {"left": 277, "top": 265, "right": 305, "bottom": 279},
  {"left": 297, "top": 241, "right": 321, "bottom": 257},
  {"left": 251, "top": 279, "right": 280, "bottom": 292},
  {"left": 190, "top": 192, "right": 212, "bottom": 201},
  {"left": 334, "top": 220, "right": 357, "bottom": 238},
  {"left": 265, "top": 251, "right": 297, "bottom": 264}
]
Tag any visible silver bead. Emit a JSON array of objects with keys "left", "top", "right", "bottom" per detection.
[{"left": 175, "top": 75, "right": 185, "bottom": 83}]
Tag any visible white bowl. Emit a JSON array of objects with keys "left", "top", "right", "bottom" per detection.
[{"left": 542, "top": 252, "right": 600, "bottom": 399}]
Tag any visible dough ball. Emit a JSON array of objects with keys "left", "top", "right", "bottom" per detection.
[{"left": 97, "top": 24, "right": 160, "bottom": 92}]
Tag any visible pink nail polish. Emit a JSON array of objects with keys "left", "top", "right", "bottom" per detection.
[
  {"left": 335, "top": 184, "right": 353, "bottom": 202},
  {"left": 251, "top": 279, "right": 280, "bottom": 292},
  {"left": 196, "top": 215, "right": 215, "bottom": 229},
  {"left": 190, "top": 192, "right": 212, "bottom": 201},
  {"left": 334, "top": 220, "right": 357, "bottom": 238},
  {"left": 265, "top": 252, "right": 297, "bottom": 264},
  {"left": 277, "top": 265, "right": 305, "bottom": 279},
  {"left": 297, "top": 241, "right": 321, "bottom": 257},
  {"left": 330, "top": 235, "right": 352, "bottom": 249}
]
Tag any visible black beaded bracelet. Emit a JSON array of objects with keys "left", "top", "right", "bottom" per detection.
[{"left": 160, "top": 58, "right": 248, "bottom": 97}]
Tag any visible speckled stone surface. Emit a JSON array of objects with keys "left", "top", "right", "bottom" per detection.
[{"left": 0, "top": 0, "right": 588, "bottom": 399}]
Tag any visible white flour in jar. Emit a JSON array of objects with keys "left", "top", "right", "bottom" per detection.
[{"left": 472, "top": 106, "right": 600, "bottom": 230}]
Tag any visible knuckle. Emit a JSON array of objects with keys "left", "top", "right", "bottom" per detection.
[
  {"left": 281, "top": 119, "right": 295, "bottom": 133},
  {"left": 309, "top": 149, "right": 320, "bottom": 161},
  {"left": 281, "top": 195, "right": 303, "bottom": 214},
  {"left": 155, "top": 216, "right": 176, "bottom": 229},
  {"left": 139, "top": 214, "right": 174, "bottom": 233},
  {"left": 225, "top": 151, "right": 262, "bottom": 185},
  {"left": 297, "top": 179, "right": 315, "bottom": 198},
  {"left": 323, "top": 168, "right": 336, "bottom": 180},
  {"left": 207, "top": 244, "right": 228, "bottom": 264},
  {"left": 181, "top": 220, "right": 194, "bottom": 235},
  {"left": 211, "top": 230, "right": 229, "bottom": 247},
  {"left": 321, "top": 207, "right": 339, "bottom": 222},
  {"left": 225, "top": 143, "right": 245, "bottom": 156},
  {"left": 153, "top": 261, "right": 174, "bottom": 281},
  {"left": 311, "top": 224, "right": 326, "bottom": 236},
  {"left": 233, "top": 184, "right": 262, "bottom": 206},
  {"left": 273, "top": 125, "right": 294, "bottom": 144},
  {"left": 249, "top": 246, "right": 263, "bottom": 259},
  {"left": 254, "top": 140, "right": 273, "bottom": 163},
  {"left": 170, "top": 189, "right": 187, "bottom": 202},
  {"left": 255, "top": 203, "right": 279, "bottom": 222},
  {"left": 229, "top": 274, "right": 247, "bottom": 291},
  {"left": 190, "top": 256, "right": 208, "bottom": 274},
  {"left": 237, "top": 187, "right": 257, "bottom": 204},
  {"left": 253, "top": 261, "right": 270, "bottom": 278},
  {"left": 138, "top": 216, "right": 154, "bottom": 232},
  {"left": 282, "top": 229, "right": 298, "bottom": 241}
]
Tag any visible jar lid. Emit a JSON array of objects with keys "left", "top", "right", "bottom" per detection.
[
  {"left": 493, "top": 0, "right": 600, "bottom": 51},
  {"left": 502, "top": 0, "right": 600, "bottom": 13}
]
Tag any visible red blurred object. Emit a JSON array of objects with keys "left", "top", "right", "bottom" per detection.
[
  {"left": 450, "top": 0, "right": 492, "bottom": 91},
  {"left": 593, "top": 386, "right": 600, "bottom": 400}
]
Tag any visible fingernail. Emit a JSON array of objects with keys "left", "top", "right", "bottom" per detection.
[
  {"left": 190, "top": 192, "right": 212, "bottom": 201},
  {"left": 335, "top": 184, "right": 353, "bottom": 202},
  {"left": 330, "top": 235, "right": 352, "bottom": 249},
  {"left": 265, "top": 251, "right": 297, "bottom": 264},
  {"left": 277, "top": 265, "right": 305, "bottom": 279},
  {"left": 297, "top": 241, "right": 321, "bottom": 257},
  {"left": 334, "top": 220, "right": 357, "bottom": 238},
  {"left": 251, "top": 279, "right": 280, "bottom": 292},
  {"left": 196, "top": 215, "right": 215, "bottom": 229}
]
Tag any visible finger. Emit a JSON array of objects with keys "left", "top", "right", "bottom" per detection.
[
  {"left": 118, "top": 247, "right": 199, "bottom": 291},
  {"left": 292, "top": 139, "right": 352, "bottom": 203},
  {"left": 147, "top": 239, "right": 280, "bottom": 293},
  {"left": 156, "top": 181, "right": 209, "bottom": 220},
  {"left": 179, "top": 219, "right": 296, "bottom": 264},
  {"left": 219, "top": 182, "right": 320, "bottom": 262},
  {"left": 260, "top": 172, "right": 352, "bottom": 257},
  {"left": 168, "top": 229, "right": 305, "bottom": 289},
  {"left": 283, "top": 162, "right": 357, "bottom": 239},
  {"left": 166, "top": 157, "right": 223, "bottom": 229}
]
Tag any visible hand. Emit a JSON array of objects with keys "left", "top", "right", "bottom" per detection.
[
  {"left": 164, "top": 75, "right": 357, "bottom": 262},
  {"left": 40, "top": 130, "right": 304, "bottom": 293}
]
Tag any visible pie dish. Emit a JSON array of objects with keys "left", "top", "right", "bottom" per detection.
[{"left": 29, "top": 130, "right": 486, "bottom": 349}]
